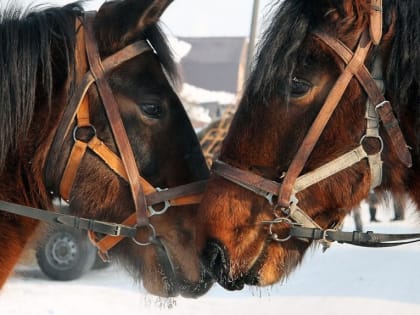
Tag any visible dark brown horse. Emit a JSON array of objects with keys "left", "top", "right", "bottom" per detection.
[
  {"left": 0, "top": 0, "right": 211, "bottom": 297},
  {"left": 197, "top": 0, "right": 419, "bottom": 290}
]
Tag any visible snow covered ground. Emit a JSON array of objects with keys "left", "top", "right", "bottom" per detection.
[{"left": 1, "top": 202, "right": 420, "bottom": 315}]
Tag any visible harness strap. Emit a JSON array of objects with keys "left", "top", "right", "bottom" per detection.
[
  {"left": 60, "top": 140, "right": 88, "bottom": 201},
  {"left": 289, "top": 225, "right": 420, "bottom": 248},
  {"left": 277, "top": 32, "right": 372, "bottom": 209},
  {"left": 87, "top": 136, "right": 131, "bottom": 183},
  {"left": 365, "top": 60, "right": 384, "bottom": 188},
  {"left": 369, "top": 0, "right": 383, "bottom": 45},
  {"left": 213, "top": 146, "right": 367, "bottom": 203},
  {"left": 314, "top": 31, "right": 412, "bottom": 168},
  {"left": 60, "top": 90, "right": 91, "bottom": 201},
  {"left": 45, "top": 23, "right": 152, "bottom": 190},
  {"left": 84, "top": 12, "right": 149, "bottom": 227},
  {"left": 88, "top": 180, "right": 206, "bottom": 258},
  {"left": 0, "top": 200, "right": 137, "bottom": 238},
  {"left": 0, "top": 180, "right": 207, "bottom": 256}
]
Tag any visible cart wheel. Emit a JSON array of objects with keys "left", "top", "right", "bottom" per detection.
[{"left": 36, "top": 226, "right": 97, "bottom": 281}]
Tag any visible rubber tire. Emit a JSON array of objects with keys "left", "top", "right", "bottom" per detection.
[{"left": 36, "top": 226, "right": 97, "bottom": 281}]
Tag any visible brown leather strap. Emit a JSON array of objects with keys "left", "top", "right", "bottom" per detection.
[
  {"left": 77, "top": 95, "right": 90, "bottom": 127},
  {"left": 60, "top": 140, "right": 88, "bottom": 201},
  {"left": 212, "top": 160, "right": 279, "bottom": 198},
  {"left": 84, "top": 12, "right": 149, "bottom": 226},
  {"left": 375, "top": 101, "right": 412, "bottom": 166},
  {"left": 370, "top": 0, "right": 383, "bottom": 45},
  {"left": 45, "top": 17, "right": 92, "bottom": 189},
  {"left": 146, "top": 180, "right": 207, "bottom": 206},
  {"left": 277, "top": 32, "right": 372, "bottom": 208},
  {"left": 89, "top": 212, "right": 136, "bottom": 259},
  {"left": 314, "top": 32, "right": 412, "bottom": 167},
  {"left": 58, "top": 19, "right": 89, "bottom": 201},
  {"left": 87, "top": 136, "right": 128, "bottom": 179},
  {"left": 45, "top": 17, "right": 151, "bottom": 190},
  {"left": 87, "top": 136, "right": 158, "bottom": 194},
  {"left": 90, "top": 180, "right": 207, "bottom": 256}
]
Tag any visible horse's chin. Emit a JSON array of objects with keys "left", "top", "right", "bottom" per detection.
[
  {"left": 139, "top": 238, "right": 213, "bottom": 298},
  {"left": 212, "top": 239, "right": 310, "bottom": 290}
]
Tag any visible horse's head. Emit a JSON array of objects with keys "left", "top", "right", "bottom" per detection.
[
  {"left": 21, "top": 0, "right": 210, "bottom": 297},
  {"left": 197, "top": 0, "right": 419, "bottom": 290}
]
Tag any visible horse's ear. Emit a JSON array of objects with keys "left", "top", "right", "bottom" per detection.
[
  {"left": 137, "top": 0, "right": 173, "bottom": 30},
  {"left": 95, "top": 0, "right": 173, "bottom": 53}
]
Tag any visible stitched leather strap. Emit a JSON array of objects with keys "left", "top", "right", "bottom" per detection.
[
  {"left": 45, "top": 18, "right": 152, "bottom": 192},
  {"left": 314, "top": 31, "right": 412, "bottom": 168},
  {"left": 60, "top": 140, "right": 88, "bottom": 201},
  {"left": 277, "top": 32, "right": 372, "bottom": 208},
  {"left": 370, "top": 0, "right": 383, "bottom": 45},
  {"left": 60, "top": 88, "right": 91, "bottom": 200},
  {"left": 84, "top": 12, "right": 149, "bottom": 226},
  {"left": 290, "top": 225, "right": 420, "bottom": 248},
  {"left": 89, "top": 180, "right": 207, "bottom": 257},
  {"left": 0, "top": 200, "right": 137, "bottom": 237}
]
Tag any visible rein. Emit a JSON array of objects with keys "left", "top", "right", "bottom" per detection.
[
  {"left": 212, "top": 1, "right": 417, "bottom": 249},
  {"left": 0, "top": 11, "right": 205, "bottom": 261}
]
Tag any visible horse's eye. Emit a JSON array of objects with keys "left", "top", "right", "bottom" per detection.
[
  {"left": 140, "top": 103, "right": 163, "bottom": 119},
  {"left": 290, "top": 77, "right": 312, "bottom": 97}
]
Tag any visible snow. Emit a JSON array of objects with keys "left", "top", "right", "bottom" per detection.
[
  {"left": 181, "top": 83, "right": 237, "bottom": 106},
  {"left": 167, "top": 37, "right": 192, "bottom": 63},
  {"left": 1, "top": 203, "right": 420, "bottom": 314}
]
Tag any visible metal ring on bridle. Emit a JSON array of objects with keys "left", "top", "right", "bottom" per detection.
[
  {"left": 148, "top": 188, "right": 171, "bottom": 216},
  {"left": 72, "top": 124, "right": 97, "bottom": 142},
  {"left": 131, "top": 223, "right": 156, "bottom": 246},
  {"left": 273, "top": 202, "right": 291, "bottom": 217},
  {"left": 360, "top": 135, "right": 384, "bottom": 154},
  {"left": 262, "top": 217, "right": 293, "bottom": 242}
]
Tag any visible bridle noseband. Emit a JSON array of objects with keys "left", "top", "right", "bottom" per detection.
[{"left": 212, "top": 2, "right": 418, "bottom": 248}]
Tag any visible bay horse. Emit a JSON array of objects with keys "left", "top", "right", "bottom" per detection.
[
  {"left": 0, "top": 0, "right": 211, "bottom": 297},
  {"left": 197, "top": 0, "right": 419, "bottom": 290}
]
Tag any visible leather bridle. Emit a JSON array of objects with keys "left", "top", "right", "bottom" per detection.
[
  {"left": 0, "top": 11, "right": 206, "bottom": 261},
  {"left": 212, "top": 1, "right": 419, "bottom": 248}
]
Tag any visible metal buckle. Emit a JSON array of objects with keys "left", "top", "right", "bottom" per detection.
[
  {"left": 148, "top": 188, "right": 171, "bottom": 216},
  {"left": 112, "top": 224, "right": 122, "bottom": 236},
  {"left": 320, "top": 228, "right": 336, "bottom": 252},
  {"left": 322, "top": 229, "right": 336, "bottom": 243},
  {"left": 131, "top": 223, "right": 156, "bottom": 246}
]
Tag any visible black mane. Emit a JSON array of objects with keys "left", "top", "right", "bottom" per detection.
[
  {"left": 246, "top": 0, "right": 311, "bottom": 103},
  {"left": 0, "top": 3, "right": 82, "bottom": 170},
  {"left": 247, "top": 0, "right": 419, "bottom": 151}
]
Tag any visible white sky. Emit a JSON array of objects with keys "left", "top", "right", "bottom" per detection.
[{"left": 8, "top": 0, "right": 275, "bottom": 37}]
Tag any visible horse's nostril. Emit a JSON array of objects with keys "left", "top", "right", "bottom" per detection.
[{"left": 201, "top": 240, "right": 229, "bottom": 282}]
